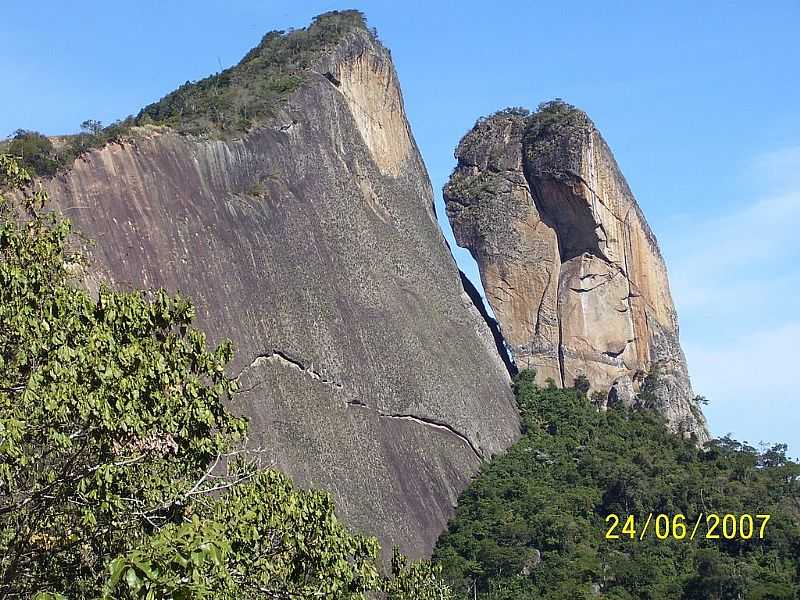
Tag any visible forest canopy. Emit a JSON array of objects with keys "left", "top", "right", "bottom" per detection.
[{"left": 434, "top": 371, "right": 800, "bottom": 599}]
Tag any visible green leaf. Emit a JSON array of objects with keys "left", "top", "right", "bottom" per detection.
[
  {"left": 124, "top": 566, "right": 140, "bottom": 590},
  {"left": 108, "top": 557, "right": 126, "bottom": 585}
]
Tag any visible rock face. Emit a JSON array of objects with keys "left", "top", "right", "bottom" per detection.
[
  {"left": 43, "top": 17, "right": 519, "bottom": 557},
  {"left": 444, "top": 104, "right": 707, "bottom": 441}
]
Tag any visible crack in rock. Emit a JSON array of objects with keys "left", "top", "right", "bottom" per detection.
[
  {"left": 601, "top": 338, "right": 635, "bottom": 361},
  {"left": 235, "top": 350, "right": 343, "bottom": 390},
  {"left": 569, "top": 272, "right": 614, "bottom": 293},
  {"left": 602, "top": 346, "right": 626, "bottom": 359},
  {"left": 346, "top": 401, "right": 483, "bottom": 461},
  {"left": 534, "top": 267, "right": 552, "bottom": 337},
  {"left": 322, "top": 71, "right": 341, "bottom": 86},
  {"left": 566, "top": 169, "right": 630, "bottom": 227}
]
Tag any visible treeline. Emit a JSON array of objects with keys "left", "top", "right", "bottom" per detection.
[
  {"left": 3, "top": 119, "right": 134, "bottom": 177},
  {"left": 434, "top": 371, "right": 800, "bottom": 599}
]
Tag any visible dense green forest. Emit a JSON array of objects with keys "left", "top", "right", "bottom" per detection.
[
  {"left": 0, "top": 156, "right": 452, "bottom": 599},
  {"left": 433, "top": 371, "right": 800, "bottom": 599}
]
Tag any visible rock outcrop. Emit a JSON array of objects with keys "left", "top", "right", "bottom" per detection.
[
  {"left": 43, "top": 13, "right": 519, "bottom": 557},
  {"left": 444, "top": 103, "right": 707, "bottom": 441}
]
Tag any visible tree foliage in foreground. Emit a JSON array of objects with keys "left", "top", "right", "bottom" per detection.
[
  {"left": 0, "top": 155, "right": 452, "bottom": 599},
  {"left": 434, "top": 371, "right": 800, "bottom": 599}
]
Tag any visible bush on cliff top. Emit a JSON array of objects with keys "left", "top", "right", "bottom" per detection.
[
  {"left": 474, "top": 100, "right": 585, "bottom": 140},
  {"left": 5, "top": 130, "right": 60, "bottom": 177},
  {"left": 135, "top": 10, "right": 368, "bottom": 136},
  {"left": 0, "top": 154, "right": 452, "bottom": 599},
  {"left": 525, "top": 99, "right": 587, "bottom": 136},
  {"left": 5, "top": 120, "right": 136, "bottom": 177},
  {"left": 433, "top": 371, "right": 800, "bottom": 599}
]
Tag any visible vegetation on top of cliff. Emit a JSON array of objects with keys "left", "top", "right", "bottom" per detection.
[
  {"left": 3, "top": 120, "right": 137, "bottom": 177},
  {"left": 474, "top": 107, "right": 531, "bottom": 125},
  {"left": 493, "top": 107, "right": 531, "bottom": 120},
  {"left": 524, "top": 99, "right": 589, "bottom": 139},
  {"left": 433, "top": 370, "right": 800, "bottom": 599},
  {"left": 521, "top": 99, "right": 592, "bottom": 181},
  {"left": 135, "top": 10, "right": 368, "bottom": 136},
  {"left": 2, "top": 131, "right": 60, "bottom": 177},
  {"left": 468, "top": 100, "right": 586, "bottom": 143},
  {"left": 0, "top": 154, "right": 452, "bottom": 599},
  {"left": 2, "top": 11, "right": 370, "bottom": 177}
]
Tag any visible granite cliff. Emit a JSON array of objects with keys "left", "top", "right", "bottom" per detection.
[
  {"left": 444, "top": 102, "right": 707, "bottom": 441},
  {"left": 41, "top": 12, "right": 519, "bottom": 557}
]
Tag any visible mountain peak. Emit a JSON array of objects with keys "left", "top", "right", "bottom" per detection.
[
  {"left": 135, "top": 9, "right": 373, "bottom": 136},
  {"left": 40, "top": 10, "right": 519, "bottom": 558}
]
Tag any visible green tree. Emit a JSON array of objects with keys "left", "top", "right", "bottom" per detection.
[
  {"left": 0, "top": 153, "right": 246, "bottom": 595},
  {"left": 100, "top": 469, "right": 384, "bottom": 599},
  {"left": 80, "top": 120, "right": 104, "bottom": 135},
  {"left": 7, "top": 130, "right": 59, "bottom": 177}
]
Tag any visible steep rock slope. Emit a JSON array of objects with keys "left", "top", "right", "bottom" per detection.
[
  {"left": 444, "top": 103, "right": 707, "bottom": 441},
  {"left": 44, "top": 14, "right": 519, "bottom": 556}
]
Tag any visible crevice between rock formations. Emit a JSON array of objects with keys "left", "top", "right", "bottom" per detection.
[{"left": 458, "top": 270, "right": 518, "bottom": 377}]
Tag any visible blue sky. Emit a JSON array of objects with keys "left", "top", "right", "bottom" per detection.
[{"left": 2, "top": 1, "right": 798, "bottom": 456}]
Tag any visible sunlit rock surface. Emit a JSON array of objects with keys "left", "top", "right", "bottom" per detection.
[
  {"left": 444, "top": 106, "right": 707, "bottom": 442},
  {"left": 45, "top": 22, "right": 519, "bottom": 557}
]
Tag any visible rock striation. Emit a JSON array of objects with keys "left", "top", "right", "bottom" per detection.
[
  {"left": 43, "top": 13, "right": 519, "bottom": 557},
  {"left": 444, "top": 102, "right": 707, "bottom": 442}
]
